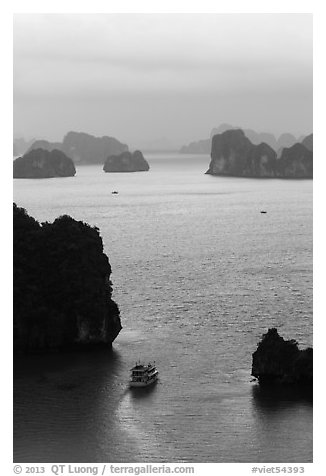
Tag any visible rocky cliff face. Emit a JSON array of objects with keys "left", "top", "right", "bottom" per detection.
[
  {"left": 103, "top": 150, "right": 150, "bottom": 172},
  {"left": 61, "top": 131, "right": 128, "bottom": 164},
  {"left": 207, "top": 129, "right": 313, "bottom": 178},
  {"left": 13, "top": 149, "right": 76, "bottom": 178},
  {"left": 13, "top": 204, "right": 122, "bottom": 353},
  {"left": 276, "top": 143, "right": 313, "bottom": 178},
  {"left": 206, "top": 129, "right": 277, "bottom": 177},
  {"left": 252, "top": 328, "right": 312, "bottom": 386}
]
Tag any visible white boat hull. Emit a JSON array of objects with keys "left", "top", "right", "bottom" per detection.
[{"left": 129, "top": 375, "right": 158, "bottom": 388}]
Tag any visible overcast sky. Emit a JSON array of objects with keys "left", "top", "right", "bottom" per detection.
[{"left": 13, "top": 13, "right": 312, "bottom": 148}]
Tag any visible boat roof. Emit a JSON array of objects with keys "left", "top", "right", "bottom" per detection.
[{"left": 130, "top": 362, "right": 156, "bottom": 370}]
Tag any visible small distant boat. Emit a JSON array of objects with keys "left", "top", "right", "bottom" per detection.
[
  {"left": 129, "top": 361, "right": 158, "bottom": 387},
  {"left": 260, "top": 210, "right": 267, "bottom": 214},
  {"left": 112, "top": 191, "right": 119, "bottom": 194}
]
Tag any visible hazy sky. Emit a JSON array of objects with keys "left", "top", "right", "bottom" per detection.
[{"left": 14, "top": 13, "right": 312, "bottom": 148}]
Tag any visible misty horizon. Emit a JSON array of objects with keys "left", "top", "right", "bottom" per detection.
[
  {"left": 13, "top": 11, "right": 313, "bottom": 466},
  {"left": 13, "top": 124, "right": 312, "bottom": 152},
  {"left": 14, "top": 13, "right": 312, "bottom": 149}
]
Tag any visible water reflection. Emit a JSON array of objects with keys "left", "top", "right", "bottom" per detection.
[
  {"left": 14, "top": 348, "right": 124, "bottom": 462},
  {"left": 14, "top": 347, "right": 122, "bottom": 380},
  {"left": 129, "top": 381, "right": 158, "bottom": 400},
  {"left": 13, "top": 156, "right": 313, "bottom": 462},
  {"left": 251, "top": 383, "right": 312, "bottom": 411},
  {"left": 249, "top": 383, "right": 313, "bottom": 462}
]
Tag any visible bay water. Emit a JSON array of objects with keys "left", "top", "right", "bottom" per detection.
[{"left": 13, "top": 154, "right": 313, "bottom": 462}]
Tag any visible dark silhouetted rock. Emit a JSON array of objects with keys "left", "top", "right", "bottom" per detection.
[
  {"left": 27, "top": 139, "right": 63, "bottom": 153},
  {"left": 13, "top": 204, "right": 122, "bottom": 353},
  {"left": 276, "top": 143, "right": 313, "bottom": 178},
  {"left": 207, "top": 129, "right": 313, "bottom": 179},
  {"left": 206, "top": 129, "right": 277, "bottom": 177},
  {"left": 61, "top": 131, "right": 128, "bottom": 164},
  {"left": 103, "top": 150, "right": 150, "bottom": 172},
  {"left": 301, "top": 133, "right": 313, "bottom": 152},
  {"left": 13, "top": 149, "right": 76, "bottom": 178},
  {"left": 252, "top": 328, "right": 312, "bottom": 386}
]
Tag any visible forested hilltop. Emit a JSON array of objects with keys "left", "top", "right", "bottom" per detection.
[{"left": 13, "top": 204, "right": 122, "bottom": 353}]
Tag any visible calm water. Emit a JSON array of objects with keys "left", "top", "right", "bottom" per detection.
[{"left": 13, "top": 154, "right": 313, "bottom": 462}]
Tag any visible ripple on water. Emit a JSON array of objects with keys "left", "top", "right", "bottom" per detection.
[{"left": 14, "top": 157, "right": 312, "bottom": 462}]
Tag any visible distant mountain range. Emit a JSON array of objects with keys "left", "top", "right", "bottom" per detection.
[
  {"left": 13, "top": 137, "right": 35, "bottom": 156},
  {"left": 180, "top": 123, "right": 307, "bottom": 154},
  {"left": 13, "top": 132, "right": 153, "bottom": 174},
  {"left": 14, "top": 131, "right": 128, "bottom": 164}
]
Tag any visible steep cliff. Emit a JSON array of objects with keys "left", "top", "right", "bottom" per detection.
[
  {"left": 276, "top": 143, "right": 313, "bottom": 178},
  {"left": 207, "top": 129, "right": 313, "bottom": 178},
  {"left": 252, "top": 328, "right": 312, "bottom": 386},
  {"left": 103, "top": 150, "right": 150, "bottom": 172},
  {"left": 13, "top": 204, "right": 122, "bottom": 353},
  {"left": 13, "top": 149, "right": 76, "bottom": 178},
  {"left": 206, "top": 129, "right": 277, "bottom": 177}
]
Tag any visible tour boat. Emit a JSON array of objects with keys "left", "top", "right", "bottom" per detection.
[{"left": 129, "top": 362, "right": 159, "bottom": 387}]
